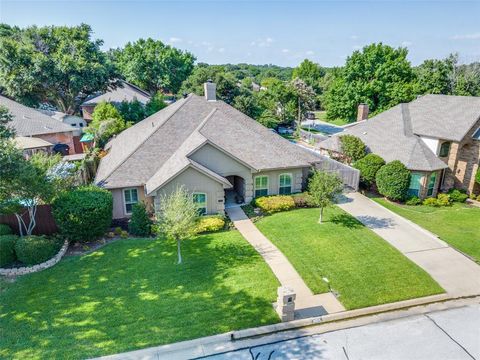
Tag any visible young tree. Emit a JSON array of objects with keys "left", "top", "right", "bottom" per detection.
[
  {"left": 156, "top": 186, "right": 199, "bottom": 264},
  {"left": 308, "top": 170, "right": 343, "bottom": 223},
  {"left": 113, "top": 38, "right": 195, "bottom": 94},
  {"left": 0, "top": 24, "right": 114, "bottom": 113}
]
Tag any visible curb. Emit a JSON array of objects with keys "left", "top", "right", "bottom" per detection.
[{"left": 0, "top": 240, "right": 69, "bottom": 277}]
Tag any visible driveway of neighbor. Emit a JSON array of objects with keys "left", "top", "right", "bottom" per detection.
[
  {"left": 226, "top": 206, "right": 345, "bottom": 317},
  {"left": 337, "top": 192, "right": 480, "bottom": 297}
]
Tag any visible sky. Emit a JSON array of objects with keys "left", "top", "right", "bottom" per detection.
[{"left": 1, "top": 0, "right": 479, "bottom": 67}]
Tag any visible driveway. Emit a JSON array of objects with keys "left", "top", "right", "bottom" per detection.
[
  {"left": 337, "top": 192, "right": 480, "bottom": 297},
  {"left": 203, "top": 303, "right": 480, "bottom": 360}
]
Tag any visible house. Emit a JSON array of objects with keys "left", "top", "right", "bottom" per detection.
[
  {"left": 39, "top": 110, "right": 87, "bottom": 136},
  {"left": 319, "top": 95, "right": 480, "bottom": 198},
  {"left": 0, "top": 95, "right": 76, "bottom": 156},
  {"left": 80, "top": 80, "right": 151, "bottom": 121},
  {"left": 95, "top": 82, "right": 321, "bottom": 219}
]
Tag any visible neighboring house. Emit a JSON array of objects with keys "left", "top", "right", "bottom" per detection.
[
  {"left": 95, "top": 82, "right": 321, "bottom": 219},
  {"left": 0, "top": 95, "right": 76, "bottom": 156},
  {"left": 39, "top": 110, "right": 86, "bottom": 136},
  {"left": 80, "top": 80, "right": 151, "bottom": 121},
  {"left": 319, "top": 95, "right": 480, "bottom": 198}
]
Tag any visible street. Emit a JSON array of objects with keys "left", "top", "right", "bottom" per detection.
[{"left": 201, "top": 304, "right": 479, "bottom": 360}]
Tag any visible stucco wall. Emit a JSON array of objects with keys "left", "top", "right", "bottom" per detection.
[
  {"left": 154, "top": 167, "right": 225, "bottom": 215},
  {"left": 111, "top": 186, "right": 151, "bottom": 219},
  {"left": 253, "top": 168, "right": 305, "bottom": 196},
  {"left": 35, "top": 131, "right": 75, "bottom": 155}
]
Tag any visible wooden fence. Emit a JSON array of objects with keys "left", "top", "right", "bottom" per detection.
[
  {"left": 314, "top": 156, "right": 360, "bottom": 191},
  {"left": 0, "top": 205, "right": 58, "bottom": 235}
]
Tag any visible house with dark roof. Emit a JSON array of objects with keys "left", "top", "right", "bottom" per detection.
[
  {"left": 80, "top": 80, "right": 151, "bottom": 121},
  {"left": 0, "top": 95, "right": 77, "bottom": 156},
  {"left": 319, "top": 95, "right": 480, "bottom": 198},
  {"left": 95, "top": 82, "right": 322, "bottom": 219}
]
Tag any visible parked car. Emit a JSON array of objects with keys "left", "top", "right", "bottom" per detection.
[
  {"left": 52, "top": 143, "right": 70, "bottom": 155},
  {"left": 277, "top": 127, "right": 294, "bottom": 135},
  {"left": 305, "top": 112, "right": 316, "bottom": 120}
]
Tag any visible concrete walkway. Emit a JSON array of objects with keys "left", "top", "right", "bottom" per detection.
[
  {"left": 337, "top": 192, "right": 480, "bottom": 297},
  {"left": 226, "top": 206, "right": 345, "bottom": 317}
]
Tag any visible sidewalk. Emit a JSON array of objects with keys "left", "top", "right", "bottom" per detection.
[
  {"left": 337, "top": 192, "right": 480, "bottom": 297},
  {"left": 226, "top": 206, "right": 345, "bottom": 317}
]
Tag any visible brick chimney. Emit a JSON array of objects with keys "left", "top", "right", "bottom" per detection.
[
  {"left": 357, "top": 103, "right": 369, "bottom": 121},
  {"left": 204, "top": 80, "right": 216, "bottom": 101}
]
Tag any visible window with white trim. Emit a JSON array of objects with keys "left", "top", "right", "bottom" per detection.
[
  {"left": 439, "top": 142, "right": 451, "bottom": 157},
  {"left": 123, "top": 188, "right": 139, "bottom": 215},
  {"left": 407, "top": 172, "right": 422, "bottom": 197},
  {"left": 254, "top": 176, "right": 269, "bottom": 197},
  {"left": 193, "top": 192, "right": 207, "bottom": 215},
  {"left": 279, "top": 173, "right": 292, "bottom": 195}
]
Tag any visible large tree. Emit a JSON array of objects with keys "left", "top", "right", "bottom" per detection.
[
  {"left": 292, "top": 59, "right": 325, "bottom": 93},
  {"left": 0, "top": 23, "right": 114, "bottom": 113},
  {"left": 113, "top": 38, "right": 195, "bottom": 95},
  {"left": 323, "top": 43, "right": 417, "bottom": 122}
]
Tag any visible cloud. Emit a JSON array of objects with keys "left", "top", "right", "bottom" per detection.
[
  {"left": 450, "top": 33, "right": 480, "bottom": 40},
  {"left": 350, "top": 35, "right": 359, "bottom": 40},
  {"left": 305, "top": 50, "right": 315, "bottom": 55},
  {"left": 251, "top": 37, "right": 274, "bottom": 48},
  {"left": 281, "top": 48, "right": 290, "bottom": 53},
  {"left": 218, "top": 47, "right": 225, "bottom": 53},
  {"left": 401, "top": 41, "right": 412, "bottom": 47},
  {"left": 168, "top": 37, "right": 182, "bottom": 43}
]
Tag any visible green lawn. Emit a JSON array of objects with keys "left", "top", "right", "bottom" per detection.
[
  {"left": 256, "top": 207, "right": 443, "bottom": 310},
  {"left": 373, "top": 197, "right": 480, "bottom": 263},
  {"left": 0, "top": 231, "right": 279, "bottom": 360},
  {"left": 314, "top": 111, "right": 350, "bottom": 126}
]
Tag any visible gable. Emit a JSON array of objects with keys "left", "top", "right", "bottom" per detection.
[{"left": 157, "top": 166, "right": 224, "bottom": 196}]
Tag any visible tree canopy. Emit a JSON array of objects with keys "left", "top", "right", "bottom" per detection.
[{"left": 0, "top": 23, "right": 114, "bottom": 113}]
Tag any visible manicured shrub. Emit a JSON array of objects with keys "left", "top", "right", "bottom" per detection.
[
  {"left": 436, "top": 193, "right": 451, "bottom": 206},
  {"left": 255, "top": 195, "right": 295, "bottom": 214},
  {"left": 0, "top": 235, "right": 18, "bottom": 267},
  {"left": 423, "top": 197, "right": 439, "bottom": 207},
  {"left": 376, "top": 161, "right": 411, "bottom": 201},
  {"left": 14, "top": 235, "right": 62, "bottom": 265},
  {"left": 405, "top": 196, "right": 421, "bottom": 206},
  {"left": 353, "top": 153, "right": 385, "bottom": 187},
  {"left": 0, "top": 224, "right": 12, "bottom": 236},
  {"left": 194, "top": 215, "right": 225, "bottom": 233},
  {"left": 128, "top": 202, "right": 153, "bottom": 236},
  {"left": 477, "top": 195, "right": 480, "bottom": 202},
  {"left": 114, "top": 227, "right": 123, "bottom": 235},
  {"left": 469, "top": 193, "right": 477, "bottom": 200},
  {"left": 339, "top": 134, "right": 366, "bottom": 163},
  {"left": 120, "top": 230, "right": 128, "bottom": 238},
  {"left": 448, "top": 189, "right": 468, "bottom": 203},
  {"left": 291, "top": 192, "right": 315, "bottom": 208},
  {"left": 52, "top": 185, "right": 113, "bottom": 242}
]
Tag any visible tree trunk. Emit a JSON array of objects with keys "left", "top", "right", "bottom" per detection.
[
  {"left": 177, "top": 238, "right": 182, "bottom": 264},
  {"left": 318, "top": 207, "right": 324, "bottom": 224}
]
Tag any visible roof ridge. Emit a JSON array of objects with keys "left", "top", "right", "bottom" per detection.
[
  {"left": 401, "top": 103, "right": 413, "bottom": 137},
  {"left": 97, "top": 95, "right": 193, "bottom": 184}
]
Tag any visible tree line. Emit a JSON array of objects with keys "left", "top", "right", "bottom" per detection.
[{"left": 0, "top": 23, "right": 479, "bottom": 127}]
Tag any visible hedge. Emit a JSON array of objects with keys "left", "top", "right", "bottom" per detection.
[
  {"left": 0, "top": 235, "right": 18, "bottom": 267},
  {"left": 376, "top": 161, "right": 411, "bottom": 201},
  {"left": 194, "top": 216, "right": 225, "bottom": 233},
  {"left": 0, "top": 224, "right": 12, "bottom": 236},
  {"left": 448, "top": 189, "right": 468, "bottom": 203},
  {"left": 14, "top": 235, "right": 62, "bottom": 265},
  {"left": 53, "top": 185, "right": 113, "bottom": 242},
  {"left": 255, "top": 195, "right": 296, "bottom": 214},
  {"left": 353, "top": 153, "right": 385, "bottom": 187}
]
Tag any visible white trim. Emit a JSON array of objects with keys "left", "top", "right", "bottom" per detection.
[
  {"left": 278, "top": 173, "right": 293, "bottom": 195},
  {"left": 193, "top": 192, "right": 207, "bottom": 215},
  {"left": 123, "top": 187, "right": 139, "bottom": 216},
  {"left": 254, "top": 175, "right": 269, "bottom": 197}
]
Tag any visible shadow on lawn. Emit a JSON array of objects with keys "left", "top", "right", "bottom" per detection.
[
  {"left": 0, "top": 233, "right": 279, "bottom": 359},
  {"left": 329, "top": 213, "right": 363, "bottom": 228}
]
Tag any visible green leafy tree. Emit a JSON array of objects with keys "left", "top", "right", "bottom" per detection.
[
  {"left": 118, "top": 99, "right": 146, "bottom": 123},
  {"left": 145, "top": 92, "right": 167, "bottom": 116},
  {"left": 0, "top": 105, "right": 14, "bottom": 140},
  {"left": 376, "top": 161, "right": 411, "bottom": 201},
  {"left": 155, "top": 186, "right": 199, "bottom": 264},
  {"left": 233, "top": 93, "right": 262, "bottom": 119},
  {"left": 340, "top": 135, "right": 366, "bottom": 164},
  {"left": 292, "top": 59, "right": 325, "bottom": 93},
  {"left": 415, "top": 57, "right": 455, "bottom": 95},
  {"left": 353, "top": 153, "right": 386, "bottom": 187},
  {"left": 257, "top": 77, "right": 296, "bottom": 124},
  {"left": 308, "top": 170, "right": 343, "bottom": 223},
  {"left": 324, "top": 43, "right": 417, "bottom": 122},
  {"left": 113, "top": 38, "right": 195, "bottom": 94},
  {"left": 87, "top": 101, "right": 129, "bottom": 147},
  {"left": 0, "top": 23, "right": 114, "bottom": 113}
]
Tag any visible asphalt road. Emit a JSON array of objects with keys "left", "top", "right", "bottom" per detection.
[{"left": 202, "top": 304, "right": 480, "bottom": 360}]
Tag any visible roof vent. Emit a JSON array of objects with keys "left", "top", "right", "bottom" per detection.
[{"left": 204, "top": 81, "right": 216, "bottom": 101}]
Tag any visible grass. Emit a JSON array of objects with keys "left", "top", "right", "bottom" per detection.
[
  {"left": 314, "top": 111, "right": 350, "bottom": 126},
  {"left": 0, "top": 231, "right": 279, "bottom": 359},
  {"left": 255, "top": 207, "right": 444, "bottom": 310},
  {"left": 372, "top": 197, "right": 480, "bottom": 263}
]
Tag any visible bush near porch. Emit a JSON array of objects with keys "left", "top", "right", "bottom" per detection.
[
  {"left": 0, "top": 231, "right": 279, "bottom": 359},
  {"left": 255, "top": 207, "right": 444, "bottom": 310}
]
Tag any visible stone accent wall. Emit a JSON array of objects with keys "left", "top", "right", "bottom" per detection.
[
  {"left": 442, "top": 118, "right": 480, "bottom": 194},
  {"left": 0, "top": 240, "right": 68, "bottom": 277}
]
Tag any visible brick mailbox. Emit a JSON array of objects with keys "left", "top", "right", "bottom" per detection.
[{"left": 276, "top": 286, "right": 296, "bottom": 322}]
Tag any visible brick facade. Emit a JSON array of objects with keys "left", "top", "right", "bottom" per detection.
[{"left": 441, "top": 118, "right": 480, "bottom": 194}]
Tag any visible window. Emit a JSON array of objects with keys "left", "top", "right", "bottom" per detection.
[
  {"left": 473, "top": 127, "right": 480, "bottom": 140},
  {"left": 254, "top": 176, "right": 269, "bottom": 197},
  {"left": 79, "top": 123, "right": 84, "bottom": 127},
  {"left": 407, "top": 172, "right": 422, "bottom": 197},
  {"left": 427, "top": 172, "right": 437, "bottom": 197},
  {"left": 123, "top": 188, "right": 138, "bottom": 215},
  {"left": 279, "top": 173, "right": 292, "bottom": 195},
  {"left": 193, "top": 193, "right": 207, "bottom": 215},
  {"left": 439, "top": 142, "right": 451, "bottom": 157}
]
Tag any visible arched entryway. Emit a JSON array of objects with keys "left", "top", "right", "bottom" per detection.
[{"left": 225, "top": 175, "right": 246, "bottom": 207}]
